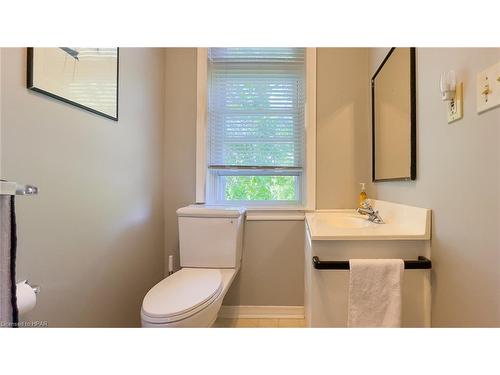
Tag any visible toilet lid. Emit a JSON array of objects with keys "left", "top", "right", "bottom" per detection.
[{"left": 142, "top": 268, "right": 223, "bottom": 320}]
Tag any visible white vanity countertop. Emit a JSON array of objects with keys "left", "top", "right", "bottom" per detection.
[{"left": 306, "top": 200, "right": 431, "bottom": 241}]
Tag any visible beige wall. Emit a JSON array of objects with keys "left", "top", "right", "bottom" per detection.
[
  {"left": 223, "top": 220, "right": 305, "bottom": 306},
  {"left": 0, "top": 48, "right": 165, "bottom": 327},
  {"left": 0, "top": 49, "right": 2, "bottom": 168},
  {"left": 164, "top": 47, "right": 500, "bottom": 324},
  {"left": 163, "top": 48, "right": 197, "bottom": 274},
  {"left": 163, "top": 48, "right": 306, "bottom": 306},
  {"left": 7, "top": 47, "right": 494, "bottom": 326},
  {"left": 316, "top": 48, "right": 371, "bottom": 208},
  {"left": 370, "top": 48, "right": 500, "bottom": 326},
  {"left": 163, "top": 48, "right": 371, "bottom": 307}
]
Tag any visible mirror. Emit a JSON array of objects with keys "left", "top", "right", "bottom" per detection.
[
  {"left": 27, "top": 48, "right": 119, "bottom": 121},
  {"left": 372, "top": 47, "right": 416, "bottom": 181}
]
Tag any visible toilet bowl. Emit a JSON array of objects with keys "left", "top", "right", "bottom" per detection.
[
  {"left": 141, "top": 268, "right": 236, "bottom": 327},
  {"left": 140, "top": 205, "right": 245, "bottom": 328}
]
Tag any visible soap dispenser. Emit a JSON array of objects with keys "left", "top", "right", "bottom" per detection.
[{"left": 359, "top": 183, "right": 367, "bottom": 207}]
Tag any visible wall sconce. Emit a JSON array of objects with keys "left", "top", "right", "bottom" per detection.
[
  {"left": 440, "top": 70, "right": 463, "bottom": 123},
  {"left": 440, "top": 71, "right": 456, "bottom": 101}
]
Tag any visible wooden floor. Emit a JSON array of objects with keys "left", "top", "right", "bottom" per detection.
[{"left": 213, "top": 318, "right": 306, "bottom": 328}]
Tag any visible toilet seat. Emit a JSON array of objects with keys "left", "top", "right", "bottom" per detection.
[{"left": 141, "top": 268, "right": 223, "bottom": 325}]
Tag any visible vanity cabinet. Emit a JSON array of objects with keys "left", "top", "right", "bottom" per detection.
[{"left": 304, "top": 200, "right": 432, "bottom": 327}]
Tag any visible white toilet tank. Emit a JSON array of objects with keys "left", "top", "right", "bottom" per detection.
[{"left": 176, "top": 206, "right": 246, "bottom": 269}]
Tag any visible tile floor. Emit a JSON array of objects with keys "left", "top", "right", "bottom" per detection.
[{"left": 213, "top": 317, "right": 306, "bottom": 328}]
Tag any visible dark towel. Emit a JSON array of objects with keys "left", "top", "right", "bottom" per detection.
[{"left": 0, "top": 195, "right": 18, "bottom": 327}]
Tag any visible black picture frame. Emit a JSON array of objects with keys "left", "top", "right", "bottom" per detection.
[
  {"left": 27, "top": 47, "right": 119, "bottom": 121},
  {"left": 371, "top": 47, "right": 416, "bottom": 182}
]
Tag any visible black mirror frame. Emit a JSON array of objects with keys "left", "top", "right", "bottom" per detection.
[
  {"left": 27, "top": 47, "right": 120, "bottom": 121},
  {"left": 371, "top": 47, "right": 416, "bottom": 182}
]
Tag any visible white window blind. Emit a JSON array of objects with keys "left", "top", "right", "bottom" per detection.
[{"left": 207, "top": 48, "right": 306, "bottom": 171}]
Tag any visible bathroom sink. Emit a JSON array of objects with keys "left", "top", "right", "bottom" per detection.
[
  {"left": 322, "top": 214, "right": 370, "bottom": 229},
  {"left": 305, "top": 200, "right": 431, "bottom": 241}
]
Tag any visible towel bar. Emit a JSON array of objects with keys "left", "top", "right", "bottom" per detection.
[
  {"left": 0, "top": 180, "right": 38, "bottom": 196},
  {"left": 312, "top": 256, "right": 432, "bottom": 270}
]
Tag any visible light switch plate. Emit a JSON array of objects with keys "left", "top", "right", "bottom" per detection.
[
  {"left": 447, "top": 82, "right": 463, "bottom": 123},
  {"left": 477, "top": 61, "right": 500, "bottom": 113}
]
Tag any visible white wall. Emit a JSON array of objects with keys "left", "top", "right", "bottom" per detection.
[
  {"left": 370, "top": 48, "right": 500, "bottom": 326},
  {"left": 0, "top": 48, "right": 166, "bottom": 327}
]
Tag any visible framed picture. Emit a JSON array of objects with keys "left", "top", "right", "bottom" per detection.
[{"left": 27, "top": 47, "right": 119, "bottom": 121}]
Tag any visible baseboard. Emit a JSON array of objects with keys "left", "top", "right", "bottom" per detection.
[{"left": 219, "top": 305, "right": 304, "bottom": 319}]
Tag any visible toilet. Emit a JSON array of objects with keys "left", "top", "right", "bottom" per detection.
[{"left": 141, "top": 205, "right": 245, "bottom": 327}]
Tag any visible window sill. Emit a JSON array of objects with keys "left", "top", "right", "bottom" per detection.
[{"left": 245, "top": 207, "right": 306, "bottom": 221}]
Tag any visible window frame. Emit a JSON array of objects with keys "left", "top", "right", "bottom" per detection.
[
  {"left": 207, "top": 168, "right": 303, "bottom": 208},
  {"left": 195, "top": 47, "right": 316, "bottom": 210}
]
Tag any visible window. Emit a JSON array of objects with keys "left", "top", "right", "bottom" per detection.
[{"left": 196, "top": 48, "right": 316, "bottom": 209}]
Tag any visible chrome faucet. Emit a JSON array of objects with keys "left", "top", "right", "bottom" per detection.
[{"left": 357, "top": 200, "right": 384, "bottom": 224}]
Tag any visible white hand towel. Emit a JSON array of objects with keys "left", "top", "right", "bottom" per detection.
[{"left": 347, "top": 259, "right": 404, "bottom": 328}]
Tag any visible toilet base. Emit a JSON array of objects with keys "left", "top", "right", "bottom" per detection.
[
  {"left": 141, "top": 268, "right": 237, "bottom": 328},
  {"left": 141, "top": 298, "right": 223, "bottom": 328}
]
